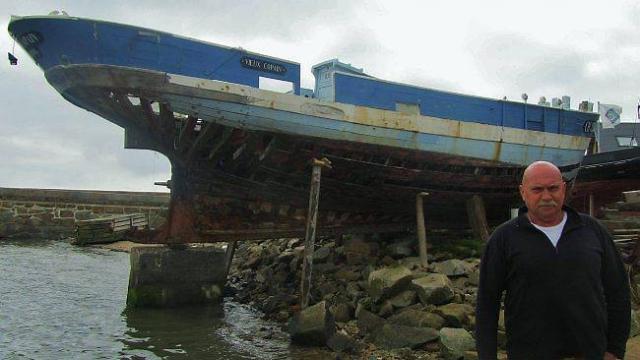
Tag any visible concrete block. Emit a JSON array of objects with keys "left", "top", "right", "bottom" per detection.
[
  {"left": 624, "top": 191, "right": 640, "bottom": 204},
  {"left": 289, "top": 301, "right": 336, "bottom": 346},
  {"left": 127, "top": 246, "right": 227, "bottom": 308}
]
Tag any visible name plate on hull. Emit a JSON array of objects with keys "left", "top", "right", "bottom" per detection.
[{"left": 240, "top": 56, "right": 287, "bottom": 75}]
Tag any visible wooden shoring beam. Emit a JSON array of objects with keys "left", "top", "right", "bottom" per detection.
[
  {"left": 300, "top": 158, "right": 332, "bottom": 309},
  {"left": 158, "top": 103, "right": 177, "bottom": 135},
  {"left": 186, "top": 121, "right": 218, "bottom": 161},
  {"left": 207, "top": 127, "right": 233, "bottom": 160},
  {"left": 223, "top": 241, "right": 238, "bottom": 281},
  {"left": 226, "top": 134, "right": 262, "bottom": 174},
  {"left": 176, "top": 116, "right": 198, "bottom": 153},
  {"left": 416, "top": 192, "right": 430, "bottom": 268},
  {"left": 466, "top": 194, "right": 490, "bottom": 242},
  {"left": 113, "top": 93, "right": 139, "bottom": 117},
  {"left": 139, "top": 98, "right": 157, "bottom": 125},
  {"left": 239, "top": 135, "right": 278, "bottom": 178}
]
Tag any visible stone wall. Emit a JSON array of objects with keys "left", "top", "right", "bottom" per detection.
[{"left": 0, "top": 187, "right": 169, "bottom": 240}]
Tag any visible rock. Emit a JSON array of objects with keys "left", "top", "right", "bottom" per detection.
[
  {"left": 439, "top": 327, "right": 475, "bottom": 360},
  {"left": 387, "top": 309, "right": 446, "bottom": 330},
  {"left": 371, "top": 324, "right": 439, "bottom": 349},
  {"left": 330, "top": 303, "right": 354, "bottom": 323},
  {"left": 277, "top": 250, "right": 295, "bottom": 264},
  {"left": 261, "top": 295, "right": 285, "bottom": 313},
  {"left": 327, "top": 331, "right": 359, "bottom": 353},
  {"left": 386, "top": 241, "right": 414, "bottom": 258},
  {"left": 274, "top": 310, "right": 290, "bottom": 323},
  {"left": 344, "top": 238, "right": 373, "bottom": 265},
  {"left": 289, "top": 301, "right": 336, "bottom": 346},
  {"left": 246, "top": 254, "right": 262, "bottom": 269},
  {"left": 378, "top": 300, "right": 394, "bottom": 317},
  {"left": 356, "top": 308, "right": 386, "bottom": 335},
  {"left": 0, "top": 209, "right": 14, "bottom": 222},
  {"left": 313, "top": 246, "right": 332, "bottom": 262},
  {"left": 467, "top": 271, "right": 480, "bottom": 286},
  {"left": 288, "top": 238, "right": 303, "bottom": 248},
  {"left": 411, "top": 270, "right": 430, "bottom": 280},
  {"left": 289, "top": 256, "right": 301, "bottom": 272},
  {"left": 381, "top": 255, "right": 396, "bottom": 266},
  {"left": 318, "top": 279, "right": 339, "bottom": 298},
  {"left": 434, "top": 303, "right": 474, "bottom": 327},
  {"left": 434, "top": 259, "right": 473, "bottom": 277},
  {"left": 28, "top": 215, "right": 44, "bottom": 227},
  {"left": 314, "top": 262, "right": 338, "bottom": 273},
  {"left": 335, "top": 268, "right": 362, "bottom": 282},
  {"left": 412, "top": 274, "right": 454, "bottom": 305},
  {"left": 367, "top": 265, "right": 413, "bottom": 301},
  {"left": 631, "top": 309, "right": 640, "bottom": 337},
  {"left": 452, "top": 277, "right": 467, "bottom": 290},
  {"left": 398, "top": 256, "right": 424, "bottom": 270},
  {"left": 345, "top": 282, "right": 363, "bottom": 301},
  {"left": 464, "top": 351, "right": 479, "bottom": 360},
  {"left": 255, "top": 267, "right": 273, "bottom": 283},
  {"left": 388, "top": 290, "right": 417, "bottom": 308}
]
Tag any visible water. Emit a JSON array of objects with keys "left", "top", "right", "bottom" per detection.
[{"left": 0, "top": 240, "right": 330, "bottom": 359}]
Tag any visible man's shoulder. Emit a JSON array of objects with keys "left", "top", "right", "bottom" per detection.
[
  {"left": 571, "top": 210, "right": 602, "bottom": 229},
  {"left": 488, "top": 217, "right": 521, "bottom": 243}
]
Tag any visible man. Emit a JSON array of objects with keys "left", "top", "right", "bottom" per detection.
[{"left": 475, "top": 161, "right": 630, "bottom": 359}]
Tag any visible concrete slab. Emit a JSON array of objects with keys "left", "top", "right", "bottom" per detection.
[{"left": 127, "top": 245, "right": 227, "bottom": 307}]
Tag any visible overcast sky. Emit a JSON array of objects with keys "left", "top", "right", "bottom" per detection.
[{"left": 1, "top": 0, "right": 638, "bottom": 192}]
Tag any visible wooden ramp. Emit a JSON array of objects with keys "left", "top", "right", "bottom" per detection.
[{"left": 73, "top": 213, "right": 148, "bottom": 245}]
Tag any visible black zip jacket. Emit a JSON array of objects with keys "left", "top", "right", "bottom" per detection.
[{"left": 475, "top": 206, "right": 630, "bottom": 359}]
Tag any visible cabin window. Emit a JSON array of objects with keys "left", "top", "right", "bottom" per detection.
[
  {"left": 616, "top": 136, "right": 638, "bottom": 147},
  {"left": 259, "top": 77, "right": 294, "bottom": 93},
  {"left": 396, "top": 102, "right": 420, "bottom": 115}
]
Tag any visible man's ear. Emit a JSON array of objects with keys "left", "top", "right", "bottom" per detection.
[{"left": 519, "top": 184, "right": 525, "bottom": 200}]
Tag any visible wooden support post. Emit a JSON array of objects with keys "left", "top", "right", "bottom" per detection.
[
  {"left": 466, "top": 195, "right": 490, "bottom": 242},
  {"left": 223, "top": 241, "right": 238, "bottom": 280},
  {"left": 300, "top": 158, "right": 332, "bottom": 309},
  {"left": 416, "top": 192, "right": 430, "bottom": 269},
  {"left": 588, "top": 193, "right": 595, "bottom": 216}
]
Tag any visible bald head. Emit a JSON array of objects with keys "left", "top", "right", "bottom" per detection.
[
  {"left": 519, "top": 161, "right": 566, "bottom": 226},
  {"left": 521, "top": 161, "right": 562, "bottom": 185}
]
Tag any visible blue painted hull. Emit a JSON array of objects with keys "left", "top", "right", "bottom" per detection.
[
  {"left": 8, "top": 15, "right": 301, "bottom": 94},
  {"left": 8, "top": 15, "right": 596, "bottom": 140}
]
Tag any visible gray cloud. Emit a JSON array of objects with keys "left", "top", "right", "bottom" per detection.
[
  {"left": 0, "top": 55, "right": 170, "bottom": 191},
  {"left": 472, "top": 34, "right": 589, "bottom": 90},
  {"left": 469, "top": 27, "right": 639, "bottom": 116}
]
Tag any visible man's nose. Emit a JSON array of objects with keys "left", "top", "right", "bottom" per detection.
[{"left": 541, "top": 189, "right": 553, "bottom": 199}]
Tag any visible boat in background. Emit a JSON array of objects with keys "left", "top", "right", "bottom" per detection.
[{"left": 8, "top": 14, "right": 599, "bottom": 241}]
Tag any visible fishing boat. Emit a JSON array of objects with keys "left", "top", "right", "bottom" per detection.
[{"left": 8, "top": 13, "right": 599, "bottom": 241}]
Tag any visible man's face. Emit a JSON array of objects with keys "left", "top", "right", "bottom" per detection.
[{"left": 519, "top": 165, "right": 566, "bottom": 226}]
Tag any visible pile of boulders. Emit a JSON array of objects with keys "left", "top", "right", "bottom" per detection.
[{"left": 228, "top": 233, "right": 500, "bottom": 359}]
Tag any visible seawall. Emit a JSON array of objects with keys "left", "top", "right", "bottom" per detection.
[{"left": 0, "top": 187, "right": 169, "bottom": 240}]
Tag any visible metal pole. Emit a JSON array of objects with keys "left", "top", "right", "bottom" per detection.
[
  {"left": 416, "top": 192, "right": 430, "bottom": 269},
  {"left": 300, "top": 158, "right": 332, "bottom": 309},
  {"left": 588, "top": 194, "right": 595, "bottom": 217}
]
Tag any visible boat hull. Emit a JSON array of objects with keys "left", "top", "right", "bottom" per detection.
[
  {"left": 43, "top": 64, "right": 538, "bottom": 240},
  {"left": 8, "top": 15, "right": 601, "bottom": 241}
]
